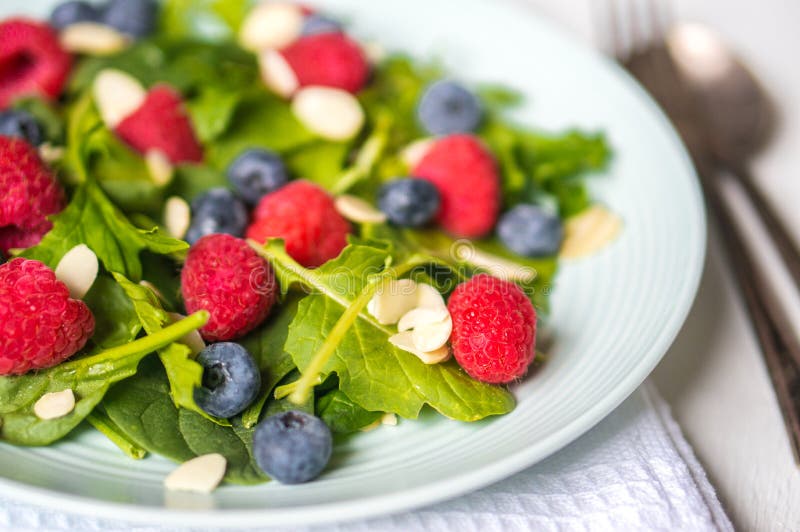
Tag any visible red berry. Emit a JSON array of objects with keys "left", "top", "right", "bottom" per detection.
[
  {"left": 447, "top": 274, "right": 537, "bottom": 384},
  {"left": 0, "top": 137, "right": 65, "bottom": 254},
  {"left": 0, "top": 19, "right": 72, "bottom": 109},
  {"left": 281, "top": 33, "right": 369, "bottom": 94},
  {"left": 115, "top": 85, "right": 203, "bottom": 164},
  {"left": 0, "top": 258, "right": 95, "bottom": 375},
  {"left": 181, "top": 234, "right": 277, "bottom": 342},
  {"left": 246, "top": 180, "right": 350, "bottom": 268},
  {"left": 412, "top": 135, "right": 501, "bottom": 238}
]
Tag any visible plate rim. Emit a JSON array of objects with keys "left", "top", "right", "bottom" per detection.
[{"left": 0, "top": 1, "right": 707, "bottom": 527}]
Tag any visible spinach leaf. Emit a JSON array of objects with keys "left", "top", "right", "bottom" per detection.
[
  {"left": 11, "top": 97, "right": 65, "bottom": 145},
  {"left": 0, "top": 312, "right": 208, "bottom": 446},
  {"left": 316, "top": 389, "right": 381, "bottom": 434},
  {"left": 255, "top": 241, "right": 515, "bottom": 421},
  {"left": 103, "top": 356, "right": 267, "bottom": 484},
  {"left": 22, "top": 180, "right": 187, "bottom": 281},
  {"left": 161, "top": 0, "right": 250, "bottom": 42},
  {"left": 87, "top": 409, "right": 147, "bottom": 459},
  {"left": 82, "top": 274, "right": 141, "bottom": 349}
]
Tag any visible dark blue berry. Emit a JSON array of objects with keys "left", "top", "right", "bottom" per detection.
[
  {"left": 185, "top": 188, "right": 249, "bottom": 245},
  {"left": 49, "top": 1, "right": 101, "bottom": 30},
  {"left": 102, "top": 0, "right": 157, "bottom": 38},
  {"left": 377, "top": 178, "right": 440, "bottom": 227},
  {"left": 227, "top": 149, "right": 289, "bottom": 205},
  {"left": 417, "top": 80, "right": 483, "bottom": 136},
  {"left": 497, "top": 204, "right": 564, "bottom": 257},
  {"left": 301, "top": 14, "right": 342, "bottom": 36},
  {"left": 194, "top": 343, "right": 261, "bottom": 419},
  {"left": 253, "top": 410, "right": 332, "bottom": 484},
  {"left": 0, "top": 110, "right": 44, "bottom": 146}
]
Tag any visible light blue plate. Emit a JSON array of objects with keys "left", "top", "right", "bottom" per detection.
[{"left": 0, "top": 0, "right": 705, "bottom": 526}]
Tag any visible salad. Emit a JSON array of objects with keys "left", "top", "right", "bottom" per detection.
[{"left": 0, "top": 0, "right": 618, "bottom": 490}]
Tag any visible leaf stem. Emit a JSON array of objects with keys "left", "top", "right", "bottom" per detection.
[{"left": 87, "top": 410, "right": 147, "bottom": 460}]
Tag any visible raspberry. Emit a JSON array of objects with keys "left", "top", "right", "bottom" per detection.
[
  {"left": 0, "top": 258, "right": 95, "bottom": 375},
  {"left": 115, "top": 85, "right": 203, "bottom": 164},
  {"left": 0, "top": 19, "right": 72, "bottom": 109},
  {"left": 412, "top": 134, "right": 501, "bottom": 238},
  {"left": 447, "top": 274, "right": 537, "bottom": 384},
  {"left": 280, "top": 33, "right": 370, "bottom": 94},
  {"left": 246, "top": 180, "right": 350, "bottom": 268},
  {"left": 0, "top": 137, "right": 65, "bottom": 254},
  {"left": 181, "top": 234, "right": 277, "bottom": 342}
]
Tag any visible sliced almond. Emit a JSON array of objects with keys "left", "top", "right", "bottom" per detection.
[
  {"left": 92, "top": 69, "right": 146, "bottom": 129},
  {"left": 401, "top": 138, "right": 435, "bottom": 169},
  {"left": 389, "top": 331, "right": 450, "bottom": 365},
  {"left": 367, "top": 279, "right": 419, "bottom": 325},
  {"left": 381, "top": 413, "right": 397, "bottom": 426},
  {"left": 164, "top": 196, "right": 191, "bottom": 240},
  {"left": 38, "top": 143, "right": 65, "bottom": 164},
  {"left": 146, "top": 150, "right": 174, "bottom": 187},
  {"left": 33, "top": 389, "right": 75, "bottom": 420},
  {"left": 397, "top": 306, "right": 449, "bottom": 332},
  {"left": 60, "top": 23, "right": 130, "bottom": 56},
  {"left": 452, "top": 243, "right": 536, "bottom": 283},
  {"left": 412, "top": 316, "right": 452, "bottom": 352},
  {"left": 361, "top": 41, "right": 387, "bottom": 64},
  {"left": 415, "top": 282, "right": 446, "bottom": 309},
  {"left": 258, "top": 49, "right": 299, "bottom": 98},
  {"left": 168, "top": 312, "right": 206, "bottom": 355},
  {"left": 54, "top": 244, "right": 98, "bottom": 299},
  {"left": 560, "top": 205, "right": 623, "bottom": 259},
  {"left": 334, "top": 195, "right": 387, "bottom": 224},
  {"left": 291, "top": 86, "right": 365, "bottom": 141},
  {"left": 164, "top": 454, "right": 227, "bottom": 493},
  {"left": 239, "top": 2, "right": 304, "bottom": 52},
  {"left": 360, "top": 419, "right": 381, "bottom": 432}
]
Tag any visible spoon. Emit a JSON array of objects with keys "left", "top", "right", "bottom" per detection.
[{"left": 665, "top": 23, "right": 800, "bottom": 286}]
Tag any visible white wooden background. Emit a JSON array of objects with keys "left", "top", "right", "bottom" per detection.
[{"left": 520, "top": 0, "right": 800, "bottom": 529}]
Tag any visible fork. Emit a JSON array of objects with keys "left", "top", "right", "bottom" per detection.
[{"left": 594, "top": 0, "right": 800, "bottom": 462}]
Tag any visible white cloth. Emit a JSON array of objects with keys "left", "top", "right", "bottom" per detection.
[{"left": 0, "top": 383, "right": 731, "bottom": 532}]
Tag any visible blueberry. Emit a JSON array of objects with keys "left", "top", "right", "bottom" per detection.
[
  {"left": 49, "top": 1, "right": 101, "bottom": 30},
  {"left": 417, "top": 80, "right": 483, "bottom": 136},
  {"left": 185, "top": 188, "right": 249, "bottom": 245},
  {"left": 194, "top": 343, "right": 261, "bottom": 419},
  {"left": 0, "top": 110, "right": 44, "bottom": 146},
  {"left": 301, "top": 14, "right": 342, "bottom": 36},
  {"left": 377, "top": 178, "right": 440, "bottom": 227},
  {"left": 253, "top": 410, "right": 332, "bottom": 484},
  {"left": 497, "top": 204, "right": 564, "bottom": 257},
  {"left": 227, "top": 149, "right": 289, "bottom": 205},
  {"left": 102, "top": 0, "right": 157, "bottom": 38}
]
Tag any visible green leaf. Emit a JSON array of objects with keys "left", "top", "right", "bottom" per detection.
[
  {"left": 316, "top": 389, "right": 381, "bottom": 434},
  {"left": 87, "top": 409, "right": 147, "bottom": 459},
  {"left": 160, "top": 0, "right": 250, "bottom": 42},
  {"left": 186, "top": 86, "right": 242, "bottom": 143},
  {"left": 167, "top": 164, "right": 230, "bottom": 204},
  {"left": 22, "top": 180, "right": 187, "bottom": 281},
  {"left": 239, "top": 296, "right": 301, "bottom": 428},
  {"left": 82, "top": 274, "right": 141, "bottom": 349},
  {"left": 256, "top": 241, "right": 515, "bottom": 421},
  {"left": 284, "top": 142, "right": 350, "bottom": 191},
  {"left": 103, "top": 356, "right": 267, "bottom": 484},
  {"left": 11, "top": 97, "right": 65, "bottom": 145},
  {"left": 0, "top": 312, "right": 208, "bottom": 446}
]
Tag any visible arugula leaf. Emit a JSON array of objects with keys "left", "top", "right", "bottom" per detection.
[
  {"left": 0, "top": 312, "right": 208, "bottom": 446},
  {"left": 103, "top": 356, "right": 267, "bottom": 484},
  {"left": 316, "top": 389, "right": 381, "bottom": 434},
  {"left": 22, "top": 180, "right": 187, "bottom": 281},
  {"left": 254, "top": 241, "right": 515, "bottom": 421}
]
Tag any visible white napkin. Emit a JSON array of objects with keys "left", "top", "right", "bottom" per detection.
[{"left": 0, "top": 384, "right": 731, "bottom": 532}]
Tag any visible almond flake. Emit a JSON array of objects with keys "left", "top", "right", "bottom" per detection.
[
  {"left": 258, "top": 49, "right": 299, "bottom": 98},
  {"left": 54, "top": 244, "right": 98, "bottom": 299},
  {"left": 397, "top": 306, "right": 450, "bottom": 332},
  {"left": 60, "top": 23, "right": 130, "bottom": 56},
  {"left": 367, "top": 279, "right": 419, "bottom": 325},
  {"left": 560, "top": 205, "right": 623, "bottom": 259},
  {"left": 291, "top": 86, "right": 365, "bottom": 141},
  {"left": 381, "top": 413, "right": 398, "bottom": 426},
  {"left": 164, "top": 454, "right": 227, "bottom": 493},
  {"left": 34, "top": 389, "right": 75, "bottom": 420},
  {"left": 146, "top": 150, "right": 174, "bottom": 187},
  {"left": 411, "top": 316, "right": 452, "bottom": 352},
  {"left": 38, "top": 143, "right": 65, "bottom": 164},
  {"left": 389, "top": 331, "right": 450, "bottom": 365},
  {"left": 334, "top": 195, "right": 387, "bottom": 224},
  {"left": 415, "top": 282, "right": 446, "bottom": 309},
  {"left": 165, "top": 196, "right": 191, "bottom": 239},
  {"left": 168, "top": 313, "right": 206, "bottom": 355},
  {"left": 453, "top": 243, "right": 537, "bottom": 283},
  {"left": 400, "top": 138, "right": 435, "bottom": 169},
  {"left": 92, "top": 69, "right": 146, "bottom": 129},
  {"left": 239, "top": 2, "right": 304, "bottom": 52}
]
